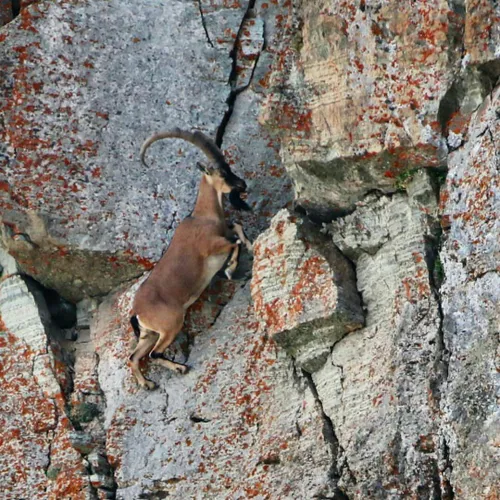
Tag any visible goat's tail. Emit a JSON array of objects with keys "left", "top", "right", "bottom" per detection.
[{"left": 130, "top": 315, "right": 141, "bottom": 338}]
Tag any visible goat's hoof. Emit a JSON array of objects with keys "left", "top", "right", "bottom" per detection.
[
  {"left": 175, "top": 364, "right": 189, "bottom": 375},
  {"left": 143, "top": 380, "right": 158, "bottom": 390}
]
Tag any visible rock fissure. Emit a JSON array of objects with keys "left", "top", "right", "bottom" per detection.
[
  {"left": 422, "top": 194, "right": 456, "bottom": 498},
  {"left": 196, "top": 0, "right": 214, "bottom": 48},
  {"left": 215, "top": 0, "right": 259, "bottom": 148},
  {"left": 42, "top": 431, "right": 54, "bottom": 488},
  {"left": 302, "top": 368, "right": 351, "bottom": 500},
  {"left": 439, "top": 435, "right": 455, "bottom": 500},
  {"left": 93, "top": 350, "right": 119, "bottom": 498}
]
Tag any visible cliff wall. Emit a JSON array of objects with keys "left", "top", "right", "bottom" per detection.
[{"left": 0, "top": 1, "right": 498, "bottom": 498}]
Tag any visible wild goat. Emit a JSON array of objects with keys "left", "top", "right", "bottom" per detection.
[{"left": 129, "top": 128, "right": 253, "bottom": 390}]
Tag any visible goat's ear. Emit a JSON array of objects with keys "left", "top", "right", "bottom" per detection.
[{"left": 229, "top": 190, "right": 252, "bottom": 211}]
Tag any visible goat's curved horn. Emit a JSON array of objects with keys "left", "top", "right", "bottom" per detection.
[{"left": 140, "top": 127, "right": 229, "bottom": 172}]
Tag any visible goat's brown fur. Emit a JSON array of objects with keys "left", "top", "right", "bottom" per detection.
[{"left": 129, "top": 129, "right": 252, "bottom": 390}]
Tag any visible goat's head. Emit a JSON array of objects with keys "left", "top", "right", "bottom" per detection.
[
  {"left": 196, "top": 161, "right": 251, "bottom": 210},
  {"left": 141, "top": 128, "right": 251, "bottom": 211}
]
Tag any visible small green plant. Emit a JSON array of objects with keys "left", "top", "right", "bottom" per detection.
[
  {"left": 433, "top": 255, "right": 445, "bottom": 287},
  {"left": 395, "top": 168, "right": 419, "bottom": 191},
  {"left": 292, "top": 31, "right": 304, "bottom": 53}
]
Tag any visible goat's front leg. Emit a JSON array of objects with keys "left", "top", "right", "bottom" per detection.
[
  {"left": 224, "top": 241, "right": 241, "bottom": 279},
  {"left": 208, "top": 235, "right": 241, "bottom": 279},
  {"left": 231, "top": 222, "right": 253, "bottom": 253}
]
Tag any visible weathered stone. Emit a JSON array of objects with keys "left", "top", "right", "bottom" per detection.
[
  {"left": 89, "top": 473, "right": 115, "bottom": 491},
  {"left": 87, "top": 452, "right": 112, "bottom": 476},
  {"left": 68, "top": 430, "right": 96, "bottom": 455},
  {"left": 440, "top": 84, "right": 500, "bottom": 498},
  {"left": 0, "top": 275, "right": 94, "bottom": 499},
  {"left": 251, "top": 209, "right": 364, "bottom": 372},
  {"left": 93, "top": 284, "right": 336, "bottom": 498},
  {"left": 266, "top": 0, "right": 465, "bottom": 214},
  {"left": 316, "top": 172, "right": 445, "bottom": 497},
  {"left": 0, "top": 0, "right": 12, "bottom": 27},
  {"left": 1, "top": 0, "right": 499, "bottom": 496},
  {"left": 464, "top": 0, "right": 500, "bottom": 66},
  {"left": 76, "top": 298, "right": 99, "bottom": 331},
  {"left": 0, "top": 243, "right": 19, "bottom": 277}
]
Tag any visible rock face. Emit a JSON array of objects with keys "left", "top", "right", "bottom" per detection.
[
  {"left": 0, "top": 0, "right": 293, "bottom": 301},
  {"left": 0, "top": 0, "right": 499, "bottom": 499},
  {"left": 315, "top": 171, "right": 446, "bottom": 497},
  {"left": 92, "top": 283, "right": 337, "bottom": 499},
  {"left": 252, "top": 209, "right": 364, "bottom": 372},
  {"left": 268, "top": 0, "right": 498, "bottom": 217},
  {"left": 0, "top": 275, "right": 97, "bottom": 499},
  {"left": 440, "top": 85, "right": 500, "bottom": 499}
]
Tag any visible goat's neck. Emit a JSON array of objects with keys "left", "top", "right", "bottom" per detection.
[{"left": 192, "top": 175, "right": 225, "bottom": 221}]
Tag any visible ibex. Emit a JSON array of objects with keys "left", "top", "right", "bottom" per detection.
[{"left": 129, "top": 128, "right": 253, "bottom": 390}]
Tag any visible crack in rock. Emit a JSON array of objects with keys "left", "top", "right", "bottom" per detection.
[
  {"left": 197, "top": 0, "right": 214, "bottom": 48},
  {"left": 215, "top": 0, "right": 262, "bottom": 147},
  {"left": 301, "top": 368, "right": 351, "bottom": 500}
]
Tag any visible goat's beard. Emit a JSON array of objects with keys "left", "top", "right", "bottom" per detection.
[{"left": 229, "top": 190, "right": 252, "bottom": 211}]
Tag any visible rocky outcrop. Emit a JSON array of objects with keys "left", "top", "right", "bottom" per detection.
[
  {"left": 0, "top": 275, "right": 100, "bottom": 498},
  {"left": 440, "top": 85, "right": 500, "bottom": 499},
  {"left": 313, "top": 171, "right": 446, "bottom": 497},
  {"left": 267, "top": 0, "right": 498, "bottom": 219},
  {"left": 92, "top": 283, "right": 337, "bottom": 498},
  {"left": 252, "top": 209, "right": 364, "bottom": 372}
]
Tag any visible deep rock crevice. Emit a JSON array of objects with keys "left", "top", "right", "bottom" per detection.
[
  {"left": 302, "top": 368, "right": 351, "bottom": 500},
  {"left": 215, "top": 0, "right": 260, "bottom": 148}
]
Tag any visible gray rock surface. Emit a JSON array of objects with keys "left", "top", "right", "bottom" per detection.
[
  {"left": 440, "top": 85, "right": 500, "bottom": 498},
  {"left": 0, "top": 275, "right": 95, "bottom": 499},
  {"left": 0, "top": 1, "right": 498, "bottom": 498},
  {"left": 316, "top": 172, "right": 446, "bottom": 497},
  {"left": 93, "top": 283, "right": 337, "bottom": 499}
]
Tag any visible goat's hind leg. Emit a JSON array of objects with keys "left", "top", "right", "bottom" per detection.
[
  {"left": 129, "top": 329, "right": 159, "bottom": 390},
  {"left": 149, "top": 315, "right": 188, "bottom": 375},
  {"left": 150, "top": 334, "right": 189, "bottom": 375}
]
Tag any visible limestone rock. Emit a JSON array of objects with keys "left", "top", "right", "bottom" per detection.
[
  {"left": 464, "top": 0, "right": 500, "bottom": 66},
  {"left": 317, "top": 172, "right": 446, "bottom": 497},
  {"left": 0, "top": 243, "right": 19, "bottom": 277},
  {"left": 263, "top": 0, "right": 498, "bottom": 217},
  {"left": 251, "top": 209, "right": 364, "bottom": 372},
  {"left": 0, "top": 275, "right": 94, "bottom": 499},
  {"left": 269, "top": 0, "right": 460, "bottom": 214},
  {"left": 440, "top": 84, "right": 500, "bottom": 498},
  {"left": 93, "top": 284, "right": 337, "bottom": 498}
]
